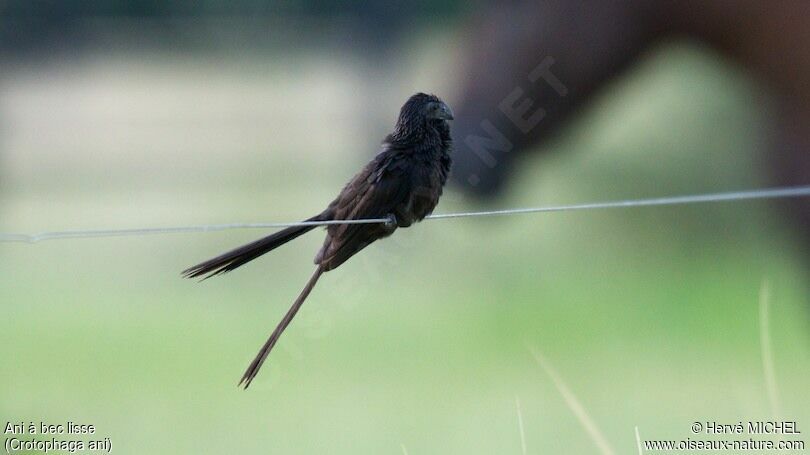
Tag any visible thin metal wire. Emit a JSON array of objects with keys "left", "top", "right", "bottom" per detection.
[
  {"left": 0, "top": 219, "right": 391, "bottom": 243},
  {"left": 425, "top": 185, "right": 810, "bottom": 220},
  {"left": 1, "top": 185, "right": 808, "bottom": 243}
]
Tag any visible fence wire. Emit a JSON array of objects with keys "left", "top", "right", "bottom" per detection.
[{"left": 1, "top": 185, "right": 808, "bottom": 243}]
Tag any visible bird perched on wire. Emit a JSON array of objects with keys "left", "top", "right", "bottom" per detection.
[{"left": 183, "top": 93, "right": 454, "bottom": 389}]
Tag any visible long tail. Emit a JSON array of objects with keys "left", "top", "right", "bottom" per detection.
[
  {"left": 182, "top": 213, "right": 325, "bottom": 280},
  {"left": 239, "top": 266, "right": 324, "bottom": 389}
]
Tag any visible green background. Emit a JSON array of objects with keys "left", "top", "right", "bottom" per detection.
[{"left": 1, "top": 30, "right": 808, "bottom": 453}]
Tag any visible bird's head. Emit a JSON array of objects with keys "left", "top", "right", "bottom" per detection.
[
  {"left": 397, "top": 93, "right": 454, "bottom": 127},
  {"left": 424, "top": 96, "right": 454, "bottom": 121}
]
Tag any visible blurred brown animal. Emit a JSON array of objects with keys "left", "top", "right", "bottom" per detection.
[{"left": 451, "top": 0, "right": 810, "bottom": 253}]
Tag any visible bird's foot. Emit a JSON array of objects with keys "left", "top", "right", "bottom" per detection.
[{"left": 386, "top": 212, "right": 413, "bottom": 228}]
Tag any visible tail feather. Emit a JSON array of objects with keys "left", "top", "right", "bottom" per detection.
[
  {"left": 239, "top": 266, "right": 324, "bottom": 389},
  {"left": 182, "top": 214, "right": 324, "bottom": 280}
]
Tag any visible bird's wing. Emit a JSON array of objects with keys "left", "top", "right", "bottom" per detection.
[{"left": 317, "top": 150, "right": 413, "bottom": 270}]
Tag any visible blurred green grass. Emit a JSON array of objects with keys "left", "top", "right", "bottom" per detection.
[{"left": 1, "top": 42, "right": 808, "bottom": 453}]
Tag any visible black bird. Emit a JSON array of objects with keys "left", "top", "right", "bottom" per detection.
[{"left": 183, "top": 93, "right": 453, "bottom": 389}]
